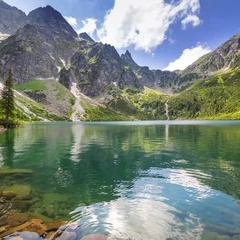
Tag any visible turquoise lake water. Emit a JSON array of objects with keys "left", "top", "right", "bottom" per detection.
[{"left": 1, "top": 121, "right": 240, "bottom": 239}]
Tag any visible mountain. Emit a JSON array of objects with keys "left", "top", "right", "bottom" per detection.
[
  {"left": 184, "top": 33, "right": 240, "bottom": 75},
  {"left": 121, "top": 50, "right": 141, "bottom": 71},
  {"left": 27, "top": 5, "right": 78, "bottom": 39},
  {"left": 168, "top": 68, "right": 240, "bottom": 120},
  {"left": 121, "top": 50, "right": 175, "bottom": 91},
  {"left": 0, "top": 1, "right": 147, "bottom": 121},
  {"left": 0, "top": 1, "right": 240, "bottom": 122},
  {"left": 79, "top": 32, "right": 94, "bottom": 42},
  {"left": 0, "top": 24, "right": 79, "bottom": 83},
  {"left": 0, "top": 2, "right": 143, "bottom": 96},
  {"left": 121, "top": 50, "right": 196, "bottom": 93},
  {"left": 0, "top": 0, "right": 27, "bottom": 35},
  {"left": 0, "top": 4, "right": 80, "bottom": 84},
  {"left": 60, "top": 41, "right": 143, "bottom": 97},
  {"left": 167, "top": 34, "right": 240, "bottom": 120}
]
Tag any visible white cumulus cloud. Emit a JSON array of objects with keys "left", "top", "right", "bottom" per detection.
[
  {"left": 98, "top": 0, "right": 201, "bottom": 52},
  {"left": 164, "top": 44, "right": 211, "bottom": 71},
  {"left": 77, "top": 18, "right": 97, "bottom": 36},
  {"left": 64, "top": 16, "right": 97, "bottom": 39},
  {"left": 64, "top": 16, "right": 78, "bottom": 28},
  {"left": 181, "top": 15, "right": 202, "bottom": 29}
]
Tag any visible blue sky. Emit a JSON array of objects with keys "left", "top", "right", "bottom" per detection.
[{"left": 3, "top": 0, "right": 240, "bottom": 70}]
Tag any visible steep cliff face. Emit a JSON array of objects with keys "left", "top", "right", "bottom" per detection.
[
  {"left": 60, "top": 40, "right": 143, "bottom": 97},
  {"left": 0, "top": 24, "right": 79, "bottom": 83},
  {"left": 121, "top": 50, "right": 141, "bottom": 71},
  {"left": 0, "top": 5, "right": 79, "bottom": 83},
  {"left": 0, "top": 0, "right": 27, "bottom": 35},
  {"left": 79, "top": 32, "right": 94, "bottom": 42},
  {"left": 0, "top": 2, "right": 143, "bottom": 96}
]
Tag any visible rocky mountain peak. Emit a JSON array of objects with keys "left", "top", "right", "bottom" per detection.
[
  {"left": 27, "top": 5, "right": 77, "bottom": 38},
  {"left": 184, "top": 33, "right": 240, "bottom": 75},
  {"left": 121, "top": 50, "right": 141, "bottom": 71},
  {"left": 0, "top": 0, "right": 27, "bottom": 34},
  {"left": 79, "top": 32, "right": 94, "bottom": 42}
]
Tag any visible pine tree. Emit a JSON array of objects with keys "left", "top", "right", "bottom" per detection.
[{"left": 1, "top": 69, "right": 15, "bottom": 124}]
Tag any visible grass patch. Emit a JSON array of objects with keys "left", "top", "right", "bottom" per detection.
[
  {"left": 14, "top": 79, "right": 47, "bottom": 91},
  {"left": 168, "top": 69, "right": 240, "bottom": 119}
]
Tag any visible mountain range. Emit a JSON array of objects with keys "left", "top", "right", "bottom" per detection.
[{"left": 0, "top": 0, "right": 240, "bottom": 121}]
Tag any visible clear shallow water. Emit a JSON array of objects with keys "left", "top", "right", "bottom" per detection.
[{"left": 1, "top": 121, "right": 240, "bottom": 239}]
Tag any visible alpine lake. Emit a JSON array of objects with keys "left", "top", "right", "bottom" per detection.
[{"left": 1, "top": 121, "right": 240, "bottom": 240}]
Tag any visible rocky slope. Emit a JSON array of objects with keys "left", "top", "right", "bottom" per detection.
[
  {"left": 184, "top": 33, "right": 240, "bottom": 75},
  {"left": 60, "top": 40, "right": 143, "bottom": 97},
  {"left": 0, "top": 5, "right": 79, "bottom": 84},
  {"left": 0, "top": 2, "right": 143, "bottom": 96},
  {"left": 121, "top": 50, "right": 175, "bottom": 91},
  {"left": 0, "top": 0, "right": 27, "bottom": 35},
  {"left": 121, "top": 50, "right": 197, "bottom": 93}
]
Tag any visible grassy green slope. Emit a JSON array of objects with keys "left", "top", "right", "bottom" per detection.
[
  {"left": 76, "top": 86, "right": 167, "bottom": 121},
  {"left": 10, "top": 80, "right": 168, "bottom": 122},
  {"left": 168, "top": 69, "right": 240, "bottom": 120},
  {"left": 10, "top": 69, "right": 240, "bottom": 122},
  {"left": 104, "top": 86, "right": 167, "bottom": 120},
  {"left": 14, "top": 79, "right": 74, "bottom": 120}
]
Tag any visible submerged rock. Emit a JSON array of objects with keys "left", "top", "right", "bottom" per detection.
[
  {"left": 0, "top": 226, "right": 6, "bottom": 234},
  {"left": 41, "top": 193, "right": 70, "bottom": 218},
  {"left": 0, "top": 218, "right": 45, "bottom": 238},
  {"left": 0, "top": 167, "right": 33, "bottom": 177},
  {"left": 0, "top": 213, "right": 67, "bottom": 239},
  {"left": 2, "top": 184, "right": 32, "bottom": 200},
  {"left": 3, "top": 231, "right": 41, "bottom": 240},
  {"left": 7, "top": 213, "right": 31, "bottom": 227},
  {"left": 12, "top": 200, "right": 33, "bottom": 212},
  {"left": 56, "top": 230, "right": 77, "bottom": 240}
]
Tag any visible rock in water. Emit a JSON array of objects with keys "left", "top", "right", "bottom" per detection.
[
  {"left": 7, "top": 213, "right": 31, "bottom": 227},
  {"left": 2, "top": 184, "right": 32, "bottom": 200},
  {"left": 3, "top": 231, "right": 40, "bottom": 240}
]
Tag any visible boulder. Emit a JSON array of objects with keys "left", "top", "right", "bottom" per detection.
[
  {"left": 2, "top": 185, "right": 32, "bottom": 200},
  {"left": 0, "top": 219, "right": 46, "bottom": 238},
  {"left": 3, "top": 231, "right": 40, "bottom": 240},
  {"left": 7, "top": 213, "right": 31, "bottom": 227}
]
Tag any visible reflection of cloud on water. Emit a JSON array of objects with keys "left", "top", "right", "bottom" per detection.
[
  {"left": 71, "top": 198, "right": 203, "bottom": 240},
  {"left": 71, "top": 169, "right": 205, "bottom": 239},
  {"left": 144, "top": 168, "right": 213, "bottom": 202},
  {"left": 104, "top": 199, "right": 203, "bottom": 240},
  {"left": 70, "top": 124, "right": 85, "bottom": 163},
  {"left": 166, "top": 168, "right": 213, "bottom": 200}
]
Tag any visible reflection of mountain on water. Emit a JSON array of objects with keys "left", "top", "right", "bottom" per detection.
[{"left": 1, "top": 122, "right": 240, "bottom": 200}]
